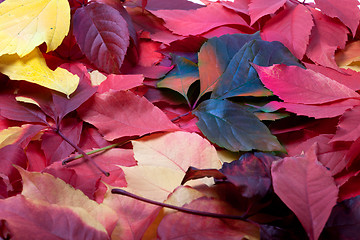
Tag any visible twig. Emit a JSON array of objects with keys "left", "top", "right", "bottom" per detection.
[
  {"left": 111, "top": 188, "right": 249, "bottom": 221},
  {"left": 55, "top": 128, "right": 110, "bottom": 176}
]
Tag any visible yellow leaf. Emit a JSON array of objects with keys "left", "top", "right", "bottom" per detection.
[
  {"left": 336, "top": 41, "right": 360, "bottom": 71},
  {"left": 16, "top": 167, "right": 118, "bottom": 234},
  {"left": 0, "top": 48, "right": 79, "bottom": 97},
  {"left": 0, "top": 126, "right": 23, "bottom": 149},
  {"left": 0, "top": 0, "right": 70, "bottom": 57}
]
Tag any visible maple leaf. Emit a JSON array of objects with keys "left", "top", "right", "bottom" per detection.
[
  {"left": 0, "top": 48, "right": 79, "bottom": 97},
  {"left": 73, "top": 2, "right": 130, "bottom": 74},
  {"left": 0, "top": 0, "right": 70, "bottom": 57},
  {"left": 272, "top": 146, "right": 339, "bottom": 240}
]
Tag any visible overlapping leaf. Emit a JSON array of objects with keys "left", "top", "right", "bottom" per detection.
[
  {"left": 193, "top": 99, "right": 283, "bottom": 152},
  {"left": 0, "top": 0, "right": 70, "bottom": 57},
  {"left": 73, "top": 2, "right": 130, "bottom": 74}
]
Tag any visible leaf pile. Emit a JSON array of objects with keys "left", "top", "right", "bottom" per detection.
[{"left": 1, "top": 0, "right": 360, "bottom": 239}]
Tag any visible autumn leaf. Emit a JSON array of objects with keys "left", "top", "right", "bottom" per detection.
[
  {"left": 0, "top": 0, "right": 70, "bottom": 57},
  {"left": 248, "top": 0, "right": 287, "bottom": 25},
  {"left": 272, "top": 146, "right": 338, "bottom": 240},
  {"left": 78, "top": 90, "right": 179, "bottom": 141},
  {"left": 0, "top": 48, "right": 79, "bottom": 97},
  {"left": 73, "top": 2, "right": 130, "bottom": 74},
  {"left": 193, "top": 99, "right": 284, "bottom": 152}
]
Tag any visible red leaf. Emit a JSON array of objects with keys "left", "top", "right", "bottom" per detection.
[
  {"left": 0, "top": 195, "right": 109, "bottom": 239},
  {"left": 220, "top": 0, "right": 249, "bottom": 14},
  {"left": 306, "top": 9, "right": 349, "bottom": 69},
  {"left": 253, "top": 64, "right": 359, "bottom": 104},
  {"left": 264, "top": 99, "right": 360, "bottom": 119},
  {"left": 331, "top": 105, "right": 360, "bottom": 142},
  {"left": 261, "top": 4, "right": 314, "bottom": 59},
  {"left": 338, "top": 173, "right": 360, "bottom": 201},
  {"left": 78, "top": 90, "right": 179, "bottom": 141},
  {"left": 73, "top": 2, "right": 130, "bottom": 74},
  {"left": 305, "top": 63, "right": 360, "bottom": 91},
  {"left": 249, "top": 0, "right": 287, "bottom": 25},
  {"left": 41, "top": 118, "right": 83, "bottom": 164},
  {"left": 150, "top": 3, "right": 250, "bottom": 36},
  {"left": 157, "top": 198, "right": 260, "bottom": 239},
  {"left": 272, "top": 146, "right": 338, "bottom": 240},
  {"left": 97, "top": 74, "right": 144, "bottom": 94},
  {"left": 315, "top": 0, "right": 360, "bottom": 36}
]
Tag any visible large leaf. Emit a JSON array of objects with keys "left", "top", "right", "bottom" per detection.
[
  {"left": 150, "top": 3, "right": 249, "bottom": 36},
  {"left": 211, "top": 39, "right": 303, "bottom": 99},
  {"left": 261, "top": 4, "right": 314, "bottom": 59},
  {"left": 193, "top": 99, "right": 283, "bottom": 152},
  {"left": 0, "top": 0, "right": 70, "bottom": 57},
  {"left": 0, "top": 48, "right": 79, "bottom": 97},
  {"left": 272, "top": 146, "right": 338, "bottom": 240},
  {"left": 198, "top": 32, "right": 261, "bottom": 98},
  {"left": 78, "top": 90, "right": 179, "bottom": 141},
  {"left": 315, "top": 0, "right": 360, "bottom": 36},
  {"left": 121, "top": 131, "right": 222, "bottom": 202},
  {"left": 253, "top": 64, "right": 360, "bottom": 104},
  {"left": 73, "top": 2, "right": 130, "bottom": 74}
]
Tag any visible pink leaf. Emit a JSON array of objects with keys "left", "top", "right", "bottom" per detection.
[
  {"left": 305, "top": 63, "right": 360, "bottom": 91},
  {"left": 220, "top": 0, "right": 249, "bottom": 14},
  {"left": 264, "top": 99, "right": 360, "bottom": 119},
  {"left": 150, "top": 3, "right": 250, "bottom": 36},
  {"left": 78, "top": 90, "right": 179, "bottom": 141},
  {"left": 261, "top": 4, "right": 314, "bottom": 59},
  {"left": 306, "top": 9, "right": 349, "bottom": 69},
  {"left": 331, "top": 105, "right": 360, "bottom": 142},
  {"left": 97, "top": 74, "right": 144, "bottom": 94},
  {"left": 315, "top": 0, "right": 360, "bottom": 36},
  {"left": 253, "top": 64, "right": 359, "bottom": 104},
  {"left": 73, "top": 2, "right": 130, "bottom": 74},
  {"left": 249, "top": 0, "right": 287, "bottom": 25},
  {"left": 272, "top": 146, "right": 338, "bottom": 240}
]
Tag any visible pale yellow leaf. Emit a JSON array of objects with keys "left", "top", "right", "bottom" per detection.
[
  {"left": 0, "top": 0, "right": 70, "bottom": 57},
  {"left": 0, "top": 48, "right": 79, "bottom": 97},
  {"left": 336, "top": 41, "right": 360, "bottom": 68},
  {"left": 15, "top": 96, "right": 41, "bottom": 107},
  {"left": 0, "top": 126, "right": 23, "bottom": 149},
  {"left": 89, "top": 70, "right": 107, "bottom": 86},
  {"left": 17, "top": 167, "right": 118, "bottom": 234}
]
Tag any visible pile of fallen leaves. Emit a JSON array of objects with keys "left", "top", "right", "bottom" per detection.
[{"left": 0, "top": 0, "right": 360, "bottom": 239}]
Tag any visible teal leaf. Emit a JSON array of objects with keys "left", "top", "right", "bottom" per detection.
[
  {"left": 211, "top": 39, "right": 303, "bottom": 99},
  {"left": 193, "top": 99, "right": 284, "bottom": 152}
]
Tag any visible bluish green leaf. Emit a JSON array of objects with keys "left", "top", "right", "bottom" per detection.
[
  {"left": 193, "top": 99, "right": 284, "bottom": 152},
  {"left": 211, "top": 39, "right": 303, "bottom": 99}
]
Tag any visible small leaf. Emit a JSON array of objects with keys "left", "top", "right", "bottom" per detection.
[
  {"left": 157, "top": 55, "right": 199, "bottom": 102},
  {"left": 193, "top": 99, "right": 284, "bottom": 152},
  {"left": 0, "top": 0, "right": 70, "bottom": 57},
  {"left": 248, "top": 0, "right": 287, "bottom": 25},
  {"left": 73, "top": 2, "right": 130, "bottom": 74},
  {"left": 0, "top": 48, "right": 79, "bottom": 97},
  {"left": 331, "top": 105, "right": 360, "bottom": 142},
  {"left": 211, "top": 39, "right": 302, "bottom": 99}
]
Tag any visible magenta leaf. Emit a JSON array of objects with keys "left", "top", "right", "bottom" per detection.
[
  {"left": 315, "top": 0, "right": 360, "bottom": 36},
  {"left": 73, "top": 2, "right": 130, "bottom": 74},
  {"left": 261, "top": 4, "right": 314, "bottom": 59},
  {"left": 253, "top": 64, "right": 359, "bottom": 104},
  {"left": 272, "top": 146, "right": 339, "bottom": 240},
  {"left": 331, "top": 106, "right": 360, "bottom": 142},
  {"left": 248, "top": 0, "right": 287, "bottom": 25}
]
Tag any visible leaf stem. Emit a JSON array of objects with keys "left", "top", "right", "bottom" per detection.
[
  {"left": 111, "top": 188, "right": 249, "bottom": 221},
  {"left": 55, "top": 128, "right": 110, "bottom": 176},
  {"left": 170, "top": 111, "right": 191, "bottom": 122}
]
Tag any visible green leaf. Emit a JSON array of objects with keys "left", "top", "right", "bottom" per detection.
[
  {"left": 193, "top": 99, "right": 284, "bottom": 152},
  {"left": 211, "top": 39, "right": 303, "bottom": 99}
]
